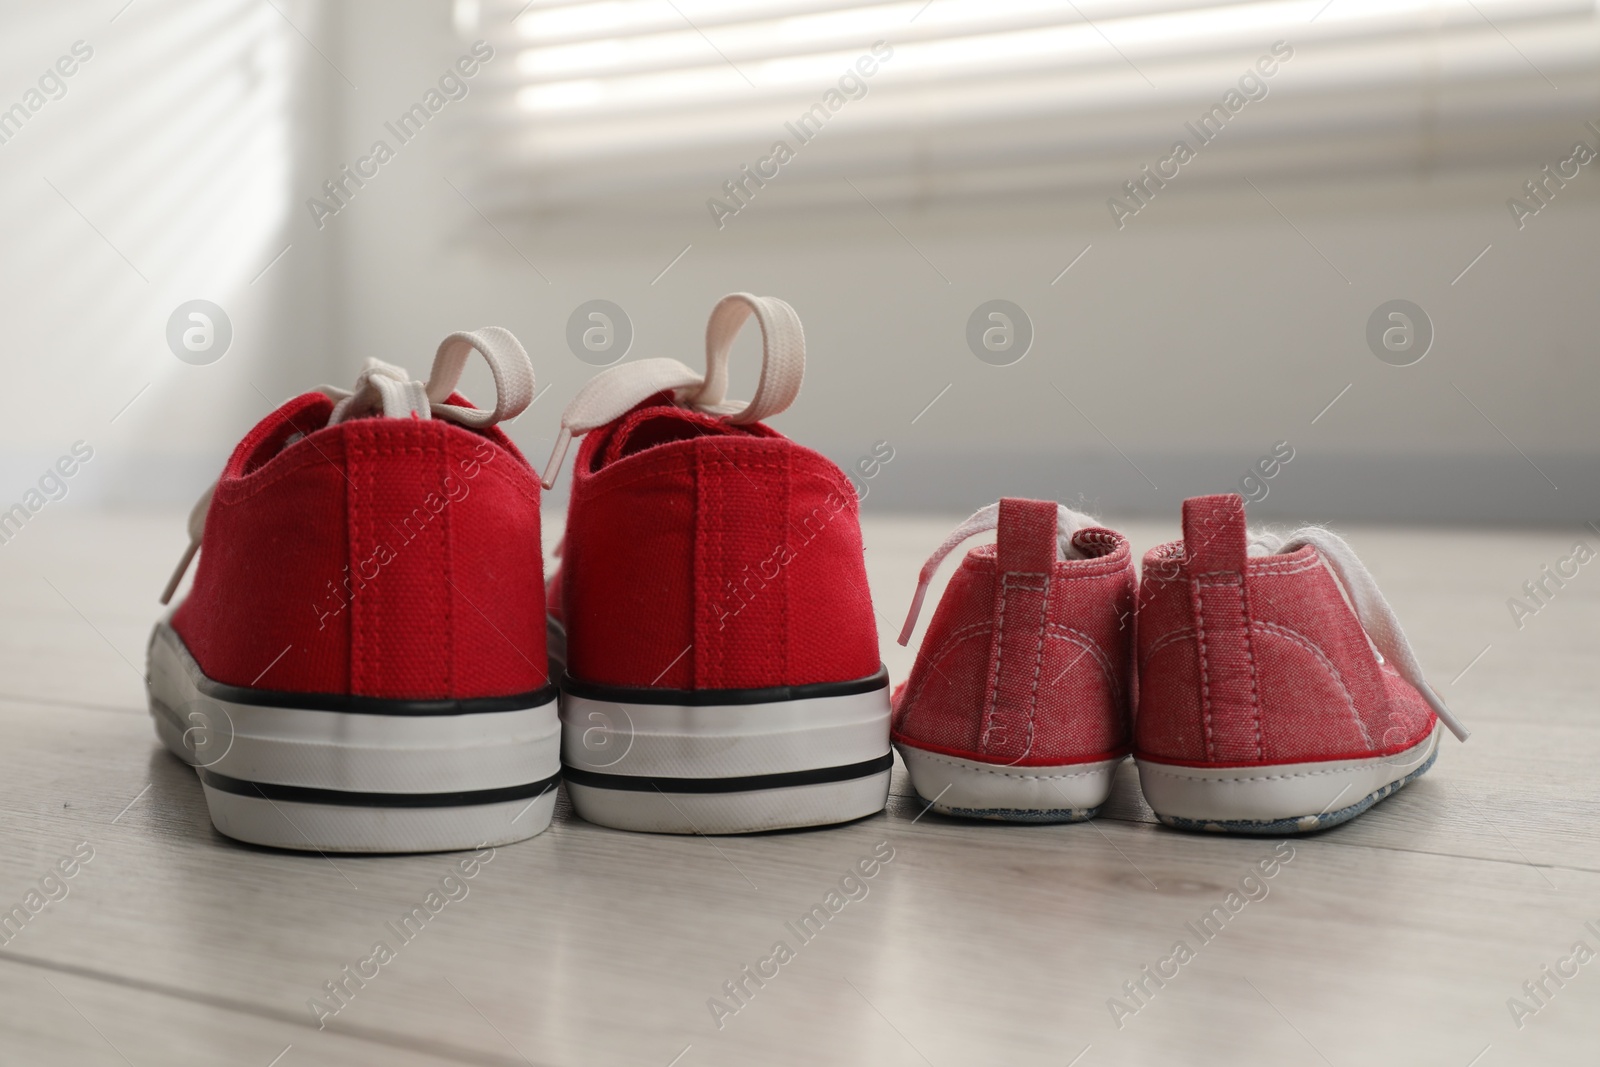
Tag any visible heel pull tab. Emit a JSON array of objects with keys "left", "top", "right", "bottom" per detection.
[
  {"left": 979, "top": 498, "right": 1060, "bottom": 762},
  {"left": 1181, "top": 493, "right": 1247, "bottom": 574},
  {"left": 995, "top": 498, "right": 1059, "bottom": 573},
  {"left": 1180, "top": 493, "right": 1262, "bottom": 762}
]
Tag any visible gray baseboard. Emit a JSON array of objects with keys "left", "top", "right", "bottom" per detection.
[{"left": 843, "top": 448, "right": 1598, "bottom": 528}]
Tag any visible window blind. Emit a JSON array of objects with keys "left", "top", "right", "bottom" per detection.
[{"left": 453, "top": 0, "right": 1600, "bottom": 222}]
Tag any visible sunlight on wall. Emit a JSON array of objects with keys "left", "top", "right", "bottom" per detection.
[{"left": 0, "top": 0, "right": 318, "bottom": 506}]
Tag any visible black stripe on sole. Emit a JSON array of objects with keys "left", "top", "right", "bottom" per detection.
[
  {"left": 196, "top": 769, "right": 562, "bottom": 809},
  {"left": 559, "top": 665, "right": 889, "bottom": 707},
  {"left": 156, "top": 622, "right": 557, "bottom": 716},
  {"left": 561, "top": 754, "right": 893, "bottom": 795}
]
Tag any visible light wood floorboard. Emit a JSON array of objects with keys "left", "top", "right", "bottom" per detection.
[{"left": 0, "top": 510, "right": 1595, "bottom": 1065}]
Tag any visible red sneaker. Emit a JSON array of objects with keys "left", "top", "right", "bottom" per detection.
[
  {"left": 1135, "top": 493, "right": 1470, "bottom": 833},
  {"left": 891, "top": 498, "right": 1136, "bottom": 821},
  {"left": 147, "top": 331, "right": 559, "bottom": 853},
  {"left": 542, "top": 294, "right": 891, "bottom": 834}
]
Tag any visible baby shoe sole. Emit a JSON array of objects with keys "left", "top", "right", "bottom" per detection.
[
  {"left": 559, "top": 668, "right": 892, "bottom": 834},
  {"left": 147, "top": 622, "right": 560, "bottom": 853},
  {"left": 895, "top": 743, "right": 1121, "bottom": 823},
  {"left": 1135, "top": 724, "right": 1440, "bottom": 835}
]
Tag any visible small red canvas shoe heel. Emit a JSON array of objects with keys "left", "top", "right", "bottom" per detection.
[
  {"left": 891, "top": 498, "right": 1136, "bottom": 822},
  {"left": 148, "top": 331, "right": 559, "bottom": 853},
  {"left": 1134, "top": 493, "right": 1470, "bottom": 834},
  {"left": 542, "top": 293, "right": 891, "bottom": 834}
]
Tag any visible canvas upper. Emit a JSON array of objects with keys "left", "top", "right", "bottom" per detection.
[
  {"left": 891, "top": 497, "right": 1136, "bottom": 766},
  {"left": 1135, "top": 493, "right": 1468, "bottom": 766},
  {"left": 164, "top": 331, "right": 550, "bottom": 701},
  {"left": 543, "top": 293, "right": 880, "bottom": 695}
]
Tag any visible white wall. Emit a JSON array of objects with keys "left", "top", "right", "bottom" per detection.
[
  {"left": 326, "top": 2, "right": 1600, "bottom": 524},
  {"left": 1, "top": 1, "right": 1594, "bottom": 527},
  {"left": 0, "top": 0, "right": 340, "bottom": 522}
]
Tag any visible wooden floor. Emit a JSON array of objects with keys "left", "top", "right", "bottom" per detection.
[{"left": 1, "top": 509, "right": 1596, "bottom": 1066}]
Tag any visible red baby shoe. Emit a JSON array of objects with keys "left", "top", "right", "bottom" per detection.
[
  {"left": 1135, "top": 493, "right": 1470, "bottom": 833},
  {"left": 543, "top": 294, "right": 891, "bottom": 834},
  {"left": 891, "top": 498, "right": 1136, "bottom": 821},
  {"left": 147, "top": 330, "right": 559, "bottom": 853}
]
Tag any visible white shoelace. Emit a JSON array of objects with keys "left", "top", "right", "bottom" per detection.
[
  {"left": 897, "top": 503, "right": 1097, "bottom": 646},
  {"left": 322, "top": 327, "right": 534, "bottom": 429},
  {"left": 159, "top": 329, "right": 536, "bottom": 604},
  {"left": 541, "top": 292, "right": 805, "bottom": 489},
  {"left": 1249, "top": 526, "right": 1470, "bottom": 742}
]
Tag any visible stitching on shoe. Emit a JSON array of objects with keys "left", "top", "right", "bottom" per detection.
[
  {"left": 1043, "top": 624, "right": 1120, "bottom": 704},
  {"left": 1025, "top": 573, "right": 1050, "bottom": 762},
  {"left": 353, "top": 433, "right": 373, "bottom": 694},
  {"left": 980, "top": 570, "right": 1051, "bottom": 758},
  {"left": 224, "top": 448, "right": 345, "bottom": 502},
  {"left": 1252, "top": 621, "right": 1374, "bottom": 749},
  {"left": 1238, "top": 575, "right": 1264, "bottom": 760},
  {"left": 1141, "top": 625, "right": 1195, "bottom": 673},
  {"left": 1245, "top": 558, "right": 1321, "bottom": 575},
  {"left": 221, "top": 433, "right": 539, "bottom": 508},
  {"left": 1191, "top": 579, "right": 1213, "bottom": 761},
  {"left": 1137, "top": 622, "right": 1377, "bottom": 753},
  {"left": 962, "top": 549, "right": 1131, "bottom": 580},
  {"left": 909, "top": 748, "right": 1115, "bottom": 780},
  {"left": 440, "top": 439, "right": 456, "bottom": 696},
  {"left": 979, "top": 575, "right": 1014, "bottom": 751},
  {"left": 1144, "top": 556, "right": 1321, "bottom": 585},
  {"left": 1193, "top": 572, "right": 1263, "bottom": 761},
  {"left": 706, "top": 450, "right": 722, "bottom": 685},
  {"left": 780, "top": 449, "right": 791, "bottom": 681},
  {"left": 1137, "top": 759, "right": 1410, "bottom": 783},
  {"left": 920, "top": 622, "right": 992, "bottom": 680},
  {"left": 579, "top": 453, "right": 851, "bottom": 505},
  {"left": 583, "top": 460, "right": 809, "bottom": 499},
  {"left": 901, "top": 621, "right": 1124, "bottom": 746},
  {"left": 899, "top": 623, "right": 990, "bottom": 734}
]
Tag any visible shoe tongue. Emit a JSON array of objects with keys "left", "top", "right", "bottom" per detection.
[{"left": 598, "top": 395, "right": 775, "bottom": 468}]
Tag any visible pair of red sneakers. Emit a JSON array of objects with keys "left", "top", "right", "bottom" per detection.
[
  {"left": 149, "top": 295, "right": 891, "bottom": 852},
  {"left": 891, "top": 495, "right": 1470, "bottom": 832}
]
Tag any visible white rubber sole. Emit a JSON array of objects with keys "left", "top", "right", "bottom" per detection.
[
  {"left": 1135, "top": 724, "right": 1442, "bottom": 834},
  {"left": 148, "top": 622, "right": 560, "bottom": 853},
  {"left": 193, "top": 780, "right": 558, "bottom": 854},
  {"left": 896, "top": 744, "right": 1122, "bottom": 823},
  {"left": 559, "top": 672, "right": 892, "bottom": 834}
]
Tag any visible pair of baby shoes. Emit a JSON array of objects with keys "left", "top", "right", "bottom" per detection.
[{"left": 891, "top": 495, "right": 1469, "bottom": 833}]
